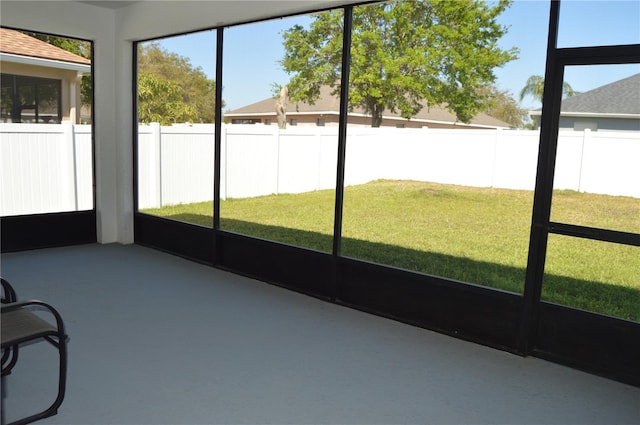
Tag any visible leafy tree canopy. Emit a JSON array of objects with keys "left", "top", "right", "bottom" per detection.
[
  {"left": 281, "top": 0, "right": 518, "bottom": 127},
  {"left": 519, "top": 74, "right": 576, "bottom": 103},
  {"left": 480, "top": 86, "right": 527, "bottom": 128},
  {"left": 137, "top": 43, "right": 220, "bottom": 125}
]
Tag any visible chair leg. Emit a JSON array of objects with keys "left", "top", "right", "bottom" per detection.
[
  {"left": 5, "top": 336, "right": 68, "bottom": 425},
  {"left": 2, "top": 375, "right": 6, "bottom": 425},
  {"left": 1, "top": 346, "right": 20, "bottom": 377}
]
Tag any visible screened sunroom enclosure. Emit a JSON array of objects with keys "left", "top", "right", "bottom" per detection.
[{"left": 1, "top": 0, "right": 639, "bottom": 390}]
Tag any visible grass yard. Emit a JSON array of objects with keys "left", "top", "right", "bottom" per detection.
[{"left": 142, "top": 180, "right": 640, "bottom": 321}]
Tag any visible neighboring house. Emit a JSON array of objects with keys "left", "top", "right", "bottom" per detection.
[
  {"left": 0, "top": 28, "right": 91, "bottom": 124},
  {"left": 225, "top": 86, "right": 511, "bottom": 130},
  {"left": 529, "top": 73, "right": 640, "bottom": 131}
]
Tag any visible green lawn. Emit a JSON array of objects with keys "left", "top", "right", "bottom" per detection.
[{"left": 142, "top": 180, "right": 640, "bottom": 321}]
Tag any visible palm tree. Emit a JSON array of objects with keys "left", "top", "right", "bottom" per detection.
[{"left": 519, "top": 75, "right": 575, "bottom": 102}]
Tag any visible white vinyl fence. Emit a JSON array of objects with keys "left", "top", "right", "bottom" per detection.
[
  {"left": 1, "top": 123, "right": 93, "bottom": 216},
  {"left": 2, "top": 122, "right": 639, "bottom": 215}
]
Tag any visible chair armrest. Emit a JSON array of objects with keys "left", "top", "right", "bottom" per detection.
[
  {"left": 1, "top": 277, "right": 17, "bottom": 303},
  {"left": 1, "top": 300, "right": 67, "bottom": 338}
]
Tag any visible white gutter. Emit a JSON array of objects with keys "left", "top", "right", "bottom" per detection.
[
  {"left": 1, "top": 52, "right": 91, "bottom": 73},
  {"left": 528, "top": 110, "right": 640, "bottom": 120}
]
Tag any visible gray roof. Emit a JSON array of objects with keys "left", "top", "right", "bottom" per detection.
[
  {"left": 226, "top": 86, "right": 510, "bottom": 128},
  {"left": 560, "top": 73, "right": 640, "bottom": 115}
]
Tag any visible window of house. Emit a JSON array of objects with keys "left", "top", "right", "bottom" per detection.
[
  {"left": 1, "top": 74, "right": 61, "bottom": 123},
  {"left": 317, "top": 118, "right": 325, "bottom": 127},
  {"left": 231, "top": 119, "right": 260, "bottom": 124},
  {"left": 289, "top": 118, "right": 298, "bottom": 126}
]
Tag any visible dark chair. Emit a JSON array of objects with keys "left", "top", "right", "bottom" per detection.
[
  {"left": 1, "top": 278, "right": 18, "bottom": 375},
  {"left": 1, "top": 278, "right": 68, "bottom": 425}
]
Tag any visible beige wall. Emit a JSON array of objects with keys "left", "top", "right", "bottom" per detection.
[
  {"left": 2, "top": 61, "right": 84, "bottom": 123},
  {"left": 228, "top": 113, "right": 490, "bottom": 129}
]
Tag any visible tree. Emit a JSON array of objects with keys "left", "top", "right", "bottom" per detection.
[
  {"left": 137, "top": 43, "right": 220, "bottom": 125},
  {"left": 480, "top": 86, "right": 527, "bottom": 128},
  {"left": 281, "top": 0, "right": 518, "bottom": 127},
  {"left": 519, "top": 74, "right": 575, "bottom": 103},
  {"left": 137, "top": 73, "right": 198, "bottom": 124}
]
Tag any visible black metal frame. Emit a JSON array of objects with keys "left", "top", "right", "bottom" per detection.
[
  {"left": 1, "top": 210, "right": 97, "bottom": 253},
  {"left": 127, "top": 0, "right": 636, "bottom": 388}
]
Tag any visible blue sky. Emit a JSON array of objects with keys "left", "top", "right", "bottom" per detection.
[{"left": 155, "top": 0, "right": 640, "bottom": 112}]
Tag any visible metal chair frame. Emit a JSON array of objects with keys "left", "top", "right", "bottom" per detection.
[{"left": 1, "top": 278, "right": 68, "bottom": 425}]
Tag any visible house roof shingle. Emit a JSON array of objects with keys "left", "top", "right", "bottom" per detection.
[
  {"left": 560, "top": 73, "right": 640, "bottom": 115},
  {"left": 0, "top": 28, "right": 90, "bottom": 65},
  {"left": 226, "top": 85, "right": 511, "bottom": 128}
]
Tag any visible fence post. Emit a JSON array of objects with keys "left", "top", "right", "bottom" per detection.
[
  {"left": 220, "top": 124, "right": 227, "bottom": 201},
  {"left": 62, "top": 121, "right": 79, "bottom": 210},
  {"left": 490, "top": 127, "right": 502, "bottom": 188},
  {"left": 316, "top": 126, "right": 323, "bottom": 191},
  {"left": 276, "top": 125, "right": 281, "bottom": 195},
  {"left": 150, "top": 122, "right": 162, "bottom": 207},
  {"left": 577, "top": 128, "right": 590, "bottom": 193}
]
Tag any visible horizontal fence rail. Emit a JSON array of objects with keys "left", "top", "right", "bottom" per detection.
[{"left": 1, "top": 123, "right": 639, "bottom": 215}]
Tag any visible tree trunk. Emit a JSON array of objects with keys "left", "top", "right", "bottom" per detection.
[
  {"left": 371, "top": 104, "right": 383, "bottom": 127},
  {"left": 275, "top": 86, "right": 288, "bottom": 129}
]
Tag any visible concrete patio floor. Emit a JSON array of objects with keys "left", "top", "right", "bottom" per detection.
[{"left": 1, "top": 243, "right": 639, "bottom": 424}]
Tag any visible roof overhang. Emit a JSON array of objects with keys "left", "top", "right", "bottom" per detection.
[
  {"left": 224, "top": 110, "right": 509, "bottom": 129},
  {"left": 1, "top": 52, "right": 91, "bottom": 74}
]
